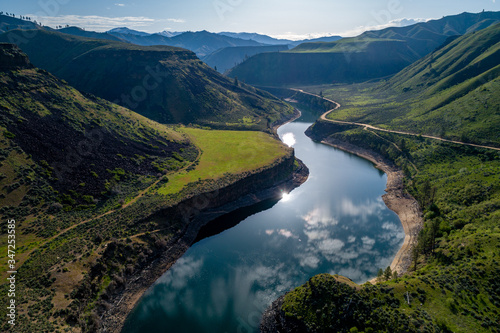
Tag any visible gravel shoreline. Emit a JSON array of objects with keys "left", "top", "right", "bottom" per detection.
[{"left": 319, "top": 138, "right": 423, "bottom": 277}]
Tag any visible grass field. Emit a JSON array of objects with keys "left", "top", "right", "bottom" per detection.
[{"left": 157, "top": 127, "right": 291, "bottom": 195}]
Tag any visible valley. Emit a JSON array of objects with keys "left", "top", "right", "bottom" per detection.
[{"left": 0, "top": 7, "right": 499, "bottom": 333}]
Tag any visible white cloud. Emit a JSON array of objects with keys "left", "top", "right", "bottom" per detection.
[
  {"left": 271, "top": 17, "right": 434, "bottom": 41},
  {"left": 270, "top": 32, "right": 340, "bottom": 41},
  {"left": 115, "top": 3, "right": 125, "bottom": 7},
  {"left": 28, "top": 14, "right": 156, "bottom": 31},
  {"left": 318, "top": 238, "right": 345, "bottom": 255},
  {"left": 154, "top": 256, "right": 204, "bottom": 290},
  {"left": 361, "top": 236, "right": 376, "bottom": 250},
  {"left": 298, "top": 254, "right": 320, "bottom": 269},
  {"left": 339, "top": 17, "right": 434, "bottom": 37},
  {"left": 304, "top": 230, "right": 330, "bottom": 242},
  {"left": 302, "top": 206, "right": 338, "bottom": 228},
  {"left": 339, "top": 198, "right": 385, "bottom": 221},
  {"left": 167, "top": 18, "right": 186, "bottom": 23},
  {"left": 278, "top": 229, "right": 294, "bottom": 238}
]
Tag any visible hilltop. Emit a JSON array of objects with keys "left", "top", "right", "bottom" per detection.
[
  {"left": 228, "top": 11, "right": 500, "bottom": 86},
  {"left": 324, "top": 22, "right": 500, "bottom": 147},
  {"left": 0, "top": 29, "right": 294, "bottom": 131}
]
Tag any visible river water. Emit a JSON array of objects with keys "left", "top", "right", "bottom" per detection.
[{"left": 122, "top": 109, "right": 404, "bottom": 333}]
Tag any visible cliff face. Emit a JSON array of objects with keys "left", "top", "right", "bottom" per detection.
[{"left": 0, "top": 43, "right": 33, "bottom": 70}]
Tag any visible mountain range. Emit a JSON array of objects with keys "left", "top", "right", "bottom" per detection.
[
  {"left": 321, "top": 21, "right": 500, "bottom": 146},
  {"left": 0, "top": 14, "right": 342, "bottom": 71},
  {"left": 0, "top": 28, "right": 294, "bottom": 130},
  {"left": 228, "top": 11, "right": 500, "bottom": 86}
]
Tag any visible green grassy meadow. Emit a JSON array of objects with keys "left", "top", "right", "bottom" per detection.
[{"left": 157, "top": 127, "right": 291, "bottom": 195}]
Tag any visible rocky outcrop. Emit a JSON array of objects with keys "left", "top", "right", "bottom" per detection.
[
  {"left": 0, "top": 43, "right": 33, "bottom": 70},
  {"left": 260, "top": 295, "right": 309, "bottom": 333}
]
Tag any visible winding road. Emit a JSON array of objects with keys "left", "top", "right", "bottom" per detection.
[{"left": 292, "top": 89, "right": 500, "bottom": 152}]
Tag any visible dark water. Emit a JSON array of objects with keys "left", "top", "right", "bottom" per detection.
[{"left": 122, "top": 110, "right": 404, "bottom": 333}]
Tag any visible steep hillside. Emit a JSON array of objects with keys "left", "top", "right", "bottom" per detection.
[
  {"left": 0, "top": 44, "right": 298, "bottom": 332},
  {"left": 0, "top": 13, "right": 41, "bottom": 33},
  {"left": 228, "top": 11, "right": 500, "bottom": 86},
  {"left": 324, "top": 23, "right": 500, "bottom": 147},
  {"left": 228, "top": 39, "right": 418, "bottom": 85},
  {"left": 0, "top": 43, "right": 196, "bottom": 206},
  {"left": 0, "top": 29, "right": 294, "bottom": 131},
  {"left": 56, "top": 26, "right": 126, "bottom": 42},
  {"left": 261, "top": 21, "right": 500, "bottom": 333},
  {"left": 202, "top": 44, "right": 289, "bottom": 73}
]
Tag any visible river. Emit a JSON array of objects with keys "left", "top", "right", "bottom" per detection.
[{"left": 122, "top": 108, "right": 404, "bottom": 333}]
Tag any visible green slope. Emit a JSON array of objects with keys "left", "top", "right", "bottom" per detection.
[
  {"left": 0, "top": 44, "right": 294, "bottom": 332},
  {"left": 0, "top": 29, "right": 294, "bottom": 131},
  {"left": 262, "top": 20, "right": 500, "bottom": 333},
  {"left": 324, "top": 23, "right": 500, "bottom": 147},
  {"left": 0, "top": 13, "right": 41, "bottom": 33},
  {"left": 0, "top": 43, "right": 196, "bottom": 209},
  {"left": 228, "top": 11, "right": 500, "bottom": 86}
]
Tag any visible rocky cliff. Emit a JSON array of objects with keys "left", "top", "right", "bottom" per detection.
[{"left": 0, "top": 43, "right": 33, "bottom": 70}]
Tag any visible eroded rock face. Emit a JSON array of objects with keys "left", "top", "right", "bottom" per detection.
[{"left": 0, "top": 43, "right": 33, "bottom": 70}]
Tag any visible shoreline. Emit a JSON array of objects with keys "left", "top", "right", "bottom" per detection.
[
  {"left": 100, "top": 109, "right": 308, "bottom": 333},
  {"left": 291, "top": 87, "right": 423, "bottom": 278},
  {"left": 319, "top": 138, "right": 423, "bottom": 278}
]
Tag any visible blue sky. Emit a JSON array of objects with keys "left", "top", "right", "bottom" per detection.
[{"left": 3, "top": 0, "right": 499, "bottom": 39}]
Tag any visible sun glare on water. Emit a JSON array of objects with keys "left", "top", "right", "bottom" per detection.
[{"left": 282, "top": 132, "right": 296, "bottom": 147}]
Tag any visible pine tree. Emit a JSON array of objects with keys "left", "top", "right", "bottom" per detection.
[
  {"left": 384, "top": 266, "right": 392, "bottom": 281},
  {"left": 377, "top": 268, "right": 384, "bottom": 282}
]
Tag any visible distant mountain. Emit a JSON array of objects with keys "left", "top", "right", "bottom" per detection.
[
  {"left": 108, "top": 27, "right": 151, "bottom": 37},
  {"left": 218, "top": 32, "right": 293, "bottom": 45},
  {"left": 202, "top": 44, "right": 289, "bottom": 73},
  {"left": 158, "top": 30, "right": 184, "bottom": 38},
  {"left": 106, "top": 31, "right": 172, "bottom": 46},
  {"left": 0, "top": 29, "right": 293, "bottom": 130},
  {"left": 228, "top": 11, "right": 500, "bottom": 86},
  {"left": 0, "top": 15, "right": 273, "bottom": 59},
  {"left": 56, "top": 26, "right": 126, "bottom": 42},
  {"left": 107, "top": 29, "right": 265, "bottom": 57},
  {"left": 167, "top": 30, "right": 264, "bottom": 57},
  {"left": 218, "top": 32, "right": 342, "bottom": 46},
  {"left": 288, "top": 35, "right": 343, "bottom": 46}
]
